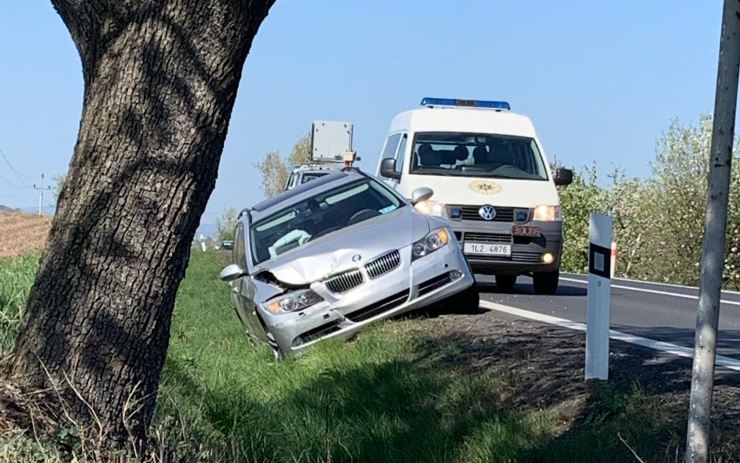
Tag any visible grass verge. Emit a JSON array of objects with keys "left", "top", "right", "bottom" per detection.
[
  {"left": 1, "top": 251, "right": 738, "bottom": 461},
  {"left": 0, "top": 253, "right": 38, "bottom": 354}
]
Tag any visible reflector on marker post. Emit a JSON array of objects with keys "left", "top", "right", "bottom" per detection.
[
  {"left": 610, "top": 241, "right": 617, "bottom": 279},
  {"left": 585, "top": 213, "right": 613, "bottom": 380}
]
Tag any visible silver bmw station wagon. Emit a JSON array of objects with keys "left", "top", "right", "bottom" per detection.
[{"left": 220, "top": 169, "right": 478, "bottom": 358}]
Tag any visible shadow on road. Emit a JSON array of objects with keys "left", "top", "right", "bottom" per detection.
[
  {"left": 476, "top": 280, "right": 587, "bottom": 297},
  {"left": 611, "top": 324, "right": 740, "bottom": 361}
]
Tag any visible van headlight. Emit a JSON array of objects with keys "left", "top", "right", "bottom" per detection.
[
  {"left": 264, "top": 290, "right": 324, "bottom": 314},
  {"left": 533, "top": 205, "right": 562, "bottom": 221},
  {"left": 412, "top": 228, "right": 449, "bottom": 260},
  {"left": 414, "top": 200, "right": 445, "bottom": 217}
]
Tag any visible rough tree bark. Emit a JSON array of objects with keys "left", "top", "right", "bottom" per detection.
[{"left": 9, "top": 0, "right": 275, "bottom": 447}]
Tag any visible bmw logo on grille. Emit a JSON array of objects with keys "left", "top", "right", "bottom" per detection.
[
  {"left": 352, "top": 254, "right": 362, "bottom": 262},
  {"left": 478, "top": 205, "right": 497, "bottom": 221}
]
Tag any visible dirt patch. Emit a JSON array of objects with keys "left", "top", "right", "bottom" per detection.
[
  {"left": 0, "top": 211, "right": 51, "bottom": 258},
  {"left": 412, "top": 310, "right": 740, "bottom": 458}
]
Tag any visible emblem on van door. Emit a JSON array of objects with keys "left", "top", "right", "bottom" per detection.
[
  {"left": 479, "top": 205, "right": 497, "bottom": 221},
  {"left": 469, "top": 180, "right": 502, "bottom": 195}
]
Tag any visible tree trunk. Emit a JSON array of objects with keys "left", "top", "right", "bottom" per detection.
[{"left": 10, "top": 0, "right": 275, "bottom": 448}]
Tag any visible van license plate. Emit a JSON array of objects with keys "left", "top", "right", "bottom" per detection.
[{"left": 463, "top": 243, "right": 512, "bottom": 256}]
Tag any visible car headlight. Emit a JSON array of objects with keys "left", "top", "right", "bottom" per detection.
[
  {"left": 414, "top": 200, "right": 445, "bottom": 217},
  {"left": 412, "top": 228, "right": 450, "bottom": 260},
  {"left": 264, "top": 289, "right": 324, "bottom": 314},
  {"left": 533, "top": 205, "right": 562, "bottom": 221}
]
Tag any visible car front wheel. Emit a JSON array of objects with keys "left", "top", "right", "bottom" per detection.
[
  {"left": 449, "top": 282, "right": 480, "bottom": 313},
  {"left": 266, "top": 332, "right": 285, "bottom": 360}
]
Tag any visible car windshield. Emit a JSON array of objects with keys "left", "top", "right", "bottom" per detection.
[
  {"left": 300, "top": 172, "right": 329, "bottom": 184},
  {"left": 251, "top": 179, "right": 404, "bottom": 264},
  {"left": 409, "top": 132, "right": 548, "bottom": 180}
]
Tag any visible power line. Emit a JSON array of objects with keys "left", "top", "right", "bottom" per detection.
[
  {"left": 0, "top": 148, "right": 38, "bottom": 186},
  {"left": 0, "top": 172, "right": 34, "bottom": 189}
]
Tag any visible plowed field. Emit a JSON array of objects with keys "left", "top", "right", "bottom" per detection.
[{"left": 0, "top": 211, "right": 51, "bottom": 257}]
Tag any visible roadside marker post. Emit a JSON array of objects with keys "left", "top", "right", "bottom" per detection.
[{"left": 585, "top": 213, "right": 613, "bottom": 380}]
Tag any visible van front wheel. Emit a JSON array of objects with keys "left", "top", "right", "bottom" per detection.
[
  {"left": 533, "top": 270, "right": 559, "bottom": 295},
  {"left": 495, "top": 274, "right": 517, "bottom": 292}
]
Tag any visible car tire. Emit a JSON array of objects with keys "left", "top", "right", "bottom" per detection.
[
  {"left": 450, "top": 282, "right": 480, "bottom": 313},
  {"left": 266, "top": 332, "right": 285, "bottom": 360},
  {"left": 533, "top": 270, "right": 559, "bottom": 295},
  {"left": 495, "top": 274, "right": 517, "bottom": 292}
]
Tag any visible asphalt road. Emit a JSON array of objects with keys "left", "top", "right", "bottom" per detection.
[{"left": 478, "top": 273, "right": 740, "bottom": 361}]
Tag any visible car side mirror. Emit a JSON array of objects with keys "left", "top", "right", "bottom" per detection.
[
  {"left": 410, "top": 187, "right": 434, "bottom": 205},
  {"left": 380, "top": 158, "right": 401, "bottom": 180},
  {"left": 220, "top": 264, "right": 247, "bottom": 282},
  {"left": 553, "top": 168, "right": 573, "bottom": 186}
]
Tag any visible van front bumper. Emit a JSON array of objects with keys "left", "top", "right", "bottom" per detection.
[{"left": 451, "top": 220, "right": 562, "bottom": 275}]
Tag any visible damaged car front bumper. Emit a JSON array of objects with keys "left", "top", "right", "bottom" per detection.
[{"left": 261, "top": 241, "right": 473, "bottom": 355}]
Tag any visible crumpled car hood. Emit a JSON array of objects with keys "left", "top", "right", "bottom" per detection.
[{"left": 258, "top": 208, "right": 430, "bottom": 286}]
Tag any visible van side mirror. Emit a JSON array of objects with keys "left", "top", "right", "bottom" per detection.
[
  {"left": 553, "top": 168, "right": 573, "bottom": 186},
  {"left": 380, "top": 158, "right": 401, "bottom": 180},
  {"left": 410, "top": 187, "right": 434, "bottom": 205},
  {"left": 220, "top": 264, "right": 247, "bottom": 282}
]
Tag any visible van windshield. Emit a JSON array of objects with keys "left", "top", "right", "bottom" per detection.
[{"left": 409, "top": 132, "right": 548, "bottom": 181}]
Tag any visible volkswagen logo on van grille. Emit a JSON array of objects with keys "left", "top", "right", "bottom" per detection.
[{"left": 478, "top": 205, "right": 497, "bottom": 221}]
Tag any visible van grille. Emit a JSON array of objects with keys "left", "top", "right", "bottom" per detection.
[
  {"left": 324, "top": 269, "right": 364, "bottom": 294},
  {"left": 471, "top": 251, "right": 542, "bottom": 263},
  {"left": 448, "top": 205, "right": 515, "bottom": 222},
  {"left": 365, "top": 250, "right": 401, "bottom": 279}
]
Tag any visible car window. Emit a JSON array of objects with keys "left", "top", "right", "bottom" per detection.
[
  {"left": 234, "top": 222, "right": 246, "bottom": 266},
  {"left": 300, "top": 172, "right": 329, "bottom": 184},
  {"left": 395, "top": 133, "right": 407, "bottom": 174},
  {"left": 409, "top": 132, "right": 548, "bottom": 180},
  {"left": 381, "top": 133, "right": 402, "bottom": 160},
  {"left": 250, "top": 179, "right": 404, "bottom": 264}
]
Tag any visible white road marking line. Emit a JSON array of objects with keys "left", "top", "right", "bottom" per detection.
[
  {"left": 562, "top": 273, "right": 740, "bottom": 295},
  {"left": 559, "top": 277, "right": 740, "bottom": 307},
  {"left": 479, "top": 300, "right": 740, "bottom": 372}
]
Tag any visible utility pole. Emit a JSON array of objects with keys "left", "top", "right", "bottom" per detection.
[
  {"left": 685, "top": 1, "right": 740, "bottom": 461},
  {"left": 32, "top": 173, "right": 51, "bottom": 216}
]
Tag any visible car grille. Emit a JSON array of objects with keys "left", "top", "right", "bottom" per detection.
[
  {"left": 365, "top": 250, "right": 401, "bottom": 279},
  {"left": 293, "top": 322, "right": 341, "bottom": 347},
  {"left": 448, "top": 205, "right": 516, "bottom": 222},
  {"left": 345, "top": 290, "right": 410, "bottom": 322},
  {"left": 462, "top": 232, "right": 512, "bottom": 244},
  {"left": 470, "top": 251, "right": 542, "bottom": 263},
  {"left": 325, "top": 268, "right": 364, "bottom": 294},
  {"left": 418, "top": 272, "right": 453, "bottom": 296}
]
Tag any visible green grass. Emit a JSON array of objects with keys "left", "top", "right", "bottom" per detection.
[
  {"left": 0, "top": 253, "right": 39, "bottom": 354},
  {"left": 156, "top": 251, "right": 555, "bottom": 462},
  {"left": 1, "top": 251, "right": 736, "bottom": 462},
  {"left": 155, "top": 252, "right": 701, "bottom": 463}
]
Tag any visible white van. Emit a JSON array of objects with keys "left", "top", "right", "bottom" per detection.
[{"left": 375, "top": 98, "right": 572, "bottom": 294}]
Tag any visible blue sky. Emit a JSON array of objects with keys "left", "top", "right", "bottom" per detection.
[{"left": 0, "top": 1, "right": 723, "bottom": 229}]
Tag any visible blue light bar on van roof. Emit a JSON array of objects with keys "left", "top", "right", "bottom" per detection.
[{"left": 420, "top": 97, "right": 511, "bottom": 110}]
